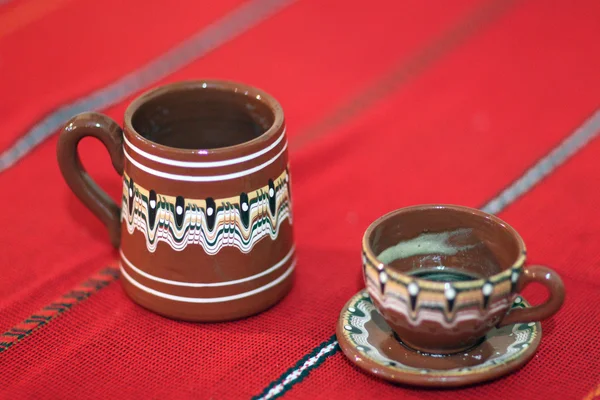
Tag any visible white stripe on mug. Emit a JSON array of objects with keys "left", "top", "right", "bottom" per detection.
[
  {"left": 120, "top": 245, "right": 295, "bottom": 287},
  {"left": 123, "top": 141, "right": 288, "bottom": 182},
  {"left": 123, "top": 128, "right": 286, "bottom": 168},
  {"left": 120, "top": 260, "right": 296, "bottom": 303}
]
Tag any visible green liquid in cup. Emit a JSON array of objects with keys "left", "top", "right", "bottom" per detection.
[{"left": 408, "top": 268, "right": 482, "bottom": 282}]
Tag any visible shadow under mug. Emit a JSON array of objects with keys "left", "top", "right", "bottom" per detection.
[
  {"left": 362, "top": 204, "right": 565, "bottom": 354},
  {"left": 57, "top": 80, "right": 296, "bottom": 321}
]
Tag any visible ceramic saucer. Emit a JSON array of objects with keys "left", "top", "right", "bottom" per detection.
[{"left": 336, "top": 290, "right": 541, "bottom": 387}]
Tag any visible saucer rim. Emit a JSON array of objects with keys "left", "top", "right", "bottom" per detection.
[{"left": 336, "top": 290, "right": 542, "bottom": 388}]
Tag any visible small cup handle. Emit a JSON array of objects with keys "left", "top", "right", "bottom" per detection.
[
  {"left": 497, "top": 265, "right": 565, "bottom": 327},
  {"left": 57, "top": 112, "right": 124, "bottom": 248}
]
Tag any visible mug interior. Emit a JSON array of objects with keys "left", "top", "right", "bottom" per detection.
[
  {"left": 367, "top": 205, "right": 524, "bottom": 282},
  {"left": 130, "top": 84, "right": 275, "bottom": 150}
]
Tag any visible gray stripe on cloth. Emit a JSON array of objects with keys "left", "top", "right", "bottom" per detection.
[
  {"left": 289, "top": 0, "right": 518, "bottom": 151},
  {"left": 253, "top": 108, "right": 600, "bottom": 398},
  {"left": 0, "top": 0, "right": 296, "bottom": 173},
  {"left": 482, "top": 109, "right": 600, "bottom": 214}
]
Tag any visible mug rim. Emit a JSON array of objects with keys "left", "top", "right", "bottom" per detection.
[
  {"left": 123, "top": 79, "right": 285, "bottom": 157},
  {"left": 362, "top": 204, "right": 527, "bottom": 291}
]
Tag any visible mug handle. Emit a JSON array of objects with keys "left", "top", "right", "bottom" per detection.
[
  {"left": 57, "top": 112, "right": 124, "bottom": 248},
  {"left": 497, "top": 265, "right": 565, "bottom": 327}
]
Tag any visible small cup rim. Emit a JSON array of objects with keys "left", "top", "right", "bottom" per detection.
[
  {"left": 123, "top": 79, "right": 285, "bottom": 157},
  {"left": 362, "top": 204, "right": 527, "bottom": 291}
]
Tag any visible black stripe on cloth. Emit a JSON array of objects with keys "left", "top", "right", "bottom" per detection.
[
  {"left": 0, "top": 268, "right": 119, "bottom": 354},
  {"left": 251, "top": 111, "right": 600, "bottom": 397}
]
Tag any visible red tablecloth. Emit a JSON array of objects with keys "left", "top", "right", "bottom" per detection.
[{"left": 1, "top": 0, "right": 599, "bottom": 398}]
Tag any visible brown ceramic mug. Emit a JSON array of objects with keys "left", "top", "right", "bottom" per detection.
[
  {"left": 57, "top": 80, "right": 295, "bottom": 321},
  {"left": 362, "top": 204, "right": 564, "bottom": 354}
]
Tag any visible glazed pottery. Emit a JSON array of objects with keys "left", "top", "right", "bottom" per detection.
[
  {"left": 57, "top": 80, "right": 295, "bottom": 321},
  {"left": 361, "top": 204, "right": 564, "bottom": 354},
  {"left": 337, "top": 290, "right": 541, "bottom": 387}
]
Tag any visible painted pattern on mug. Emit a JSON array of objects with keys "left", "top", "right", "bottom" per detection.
[{"left": 121, "top": 168, "right": 293, "bottom": 254}]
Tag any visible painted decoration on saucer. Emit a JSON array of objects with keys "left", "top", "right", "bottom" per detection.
[{"left": 337, "top": 290, "right": 542, "bottom": 387}]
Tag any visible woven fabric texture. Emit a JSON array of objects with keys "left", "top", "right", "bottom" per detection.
[{"left": 1, "top": 0, "right": 599, "bottom": 399}]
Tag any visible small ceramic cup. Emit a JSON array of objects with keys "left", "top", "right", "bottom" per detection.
[
  {"left": 57, "top": 80, "right": 295, "bottom": 321},
  {"left": 362, "top": 204, "right": 564, "bottom": 354}
]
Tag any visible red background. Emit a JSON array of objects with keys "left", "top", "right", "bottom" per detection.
[{"left": 0, "top": 0, "right": 599, "bottom": 398}]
